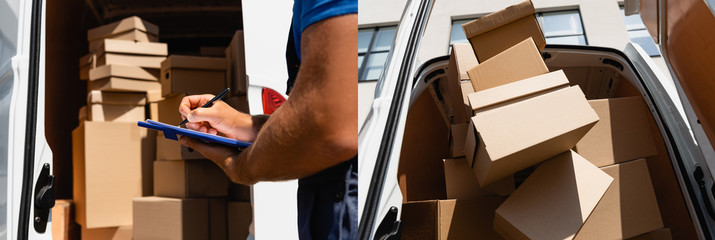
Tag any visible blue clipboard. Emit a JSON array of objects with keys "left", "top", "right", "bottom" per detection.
[{"left": 138, "top": 119, "right": 251, "bottom": 148}]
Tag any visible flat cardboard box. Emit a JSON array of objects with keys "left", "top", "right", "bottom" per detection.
[
  {"left": 89, "top": 77, "right": 162, "bottom": 93},
  {"left": 466, "top": 37, "right": 548, "bottom": 92},
  {"left": 153, "top": 160, "right": 228, "bottom": 198},
  {"left": 161, "top": 68, "right": 227, "bottom": 97},
  {"left": 574, "top": 159, "right": 663, "bottom": 239},
  {"left": 133, "top": 197, "right": 209, "bottom": 240},
  {"left": 449, "top": 123, "right": 469, "bottom": 157},
  {"left": 574, "top": 97, "right": 658, "bottom": 167},
  {"left": 224, "top": 95, "right": 249, "bottom": 113},
  {"left": 89, "top": 29, "right": 158, "bottom": 51},
  {"left": 52, "top": 200, "right": 79, "bottom": 240},
  {"left": 225, "top": 30, "right": 247, "bottom": 95},
  {"left": 443, "top": 158, "right": 514, "bottom": 198},
  {"left": 465, "top": 72, "right": 598, "bottom": 186},
  {"left": 87, "top": 91, "right": 147, "bottom": 122},
  {"left": 97, "top": 53, "right": 167, "bottom": 69},
  {"left": 228, "top": 183, "right": 251, "bottom": 201},
  {"left": 95, "top": 39, "right": 168, "bottom": 57},
  {"left": 228, "top": 201, "right": 253, "bottom": 240},
  {"left": 87, "top": 16, "right": 159, "bottom": 41},
  {"left": 628, "top": 228, "right": 672, "bottom": 240},
  {"left": 89, "top": 64, "right": 159, "bottom": 82},
  {"left": 461, "top": 0, "right": 545, "bottom": 62},
  {"left": 79, "top": 53, "right": 96, "bottom": 81},
  {"left": 209, "top": 198, "right": 228, "bottom": 240},
  {"left": 72, "top": 121, "right": 154, "bottom": 228},
  {"left": 81, "top": 225, "right": 133, "bottom": 240},
  {"left": 401, "top": 197, "right": 505, "bottom": 240},
  {"left": 494, "top": 151, "right": 613, "bottom": 240}
]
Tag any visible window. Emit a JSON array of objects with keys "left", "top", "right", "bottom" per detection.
[
  {"left": 621, "top": 7, "right": 660, "bottom": 56},
  {"left": 358, "top": 26, "right": 397, "bottom": 81},
  {"left": 449, "top": 10, "right": 587, "bottom": 47}
]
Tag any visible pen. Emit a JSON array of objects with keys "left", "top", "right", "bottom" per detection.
[{"left": 179, "top": 88, "right": 231, "bottom": 127}]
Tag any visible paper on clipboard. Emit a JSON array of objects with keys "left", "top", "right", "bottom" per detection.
[{"left": 137, "top": 119, "right": 251, "bottom": 148}]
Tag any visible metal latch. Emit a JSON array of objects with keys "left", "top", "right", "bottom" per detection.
[{"left": 33, "top": 163, "right": 55, "bottom": 233}]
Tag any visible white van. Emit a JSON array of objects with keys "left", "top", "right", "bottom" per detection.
[
  {"left": 358, "top": 0, "right": 715, "bottom": 239},
  {"left": 0, "top": 0, "right": 303, "bottom": 239}
]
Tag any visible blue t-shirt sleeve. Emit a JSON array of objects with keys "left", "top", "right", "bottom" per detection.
[{"left": 292, "top": 0, "right": 357, "bottom": 59}]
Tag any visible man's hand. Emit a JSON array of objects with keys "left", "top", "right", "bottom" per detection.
[{"left": 179, "top": 94, "right": 258, "bottom": 142}]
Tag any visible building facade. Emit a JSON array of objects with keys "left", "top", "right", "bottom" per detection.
[{"left": 357, "top": 0, "right": 674, "bottom": 127}]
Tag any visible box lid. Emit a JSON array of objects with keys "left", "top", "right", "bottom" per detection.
[
  {"left": 466, "top": 37, "right": 548, "bottom": 92},
  {"left": 95, "top": 39, "right": 168, "bottom": 57},
  {"left": 494, "top": 150, "right": 613, "bottom": 240},
  {"left": 468, "top": 70, "right": 569, "bottom": 112},
  {"left": 87, "top": 90, "right": 146, "bottom": 105},
  {"left": 89, "top": 64, "right": 159, "bottom": 81},
  {"left": 87, "top": 16, "right": 159, "bottom": 41},
  {"left": 462, "top": 0, "right": 535, "bottom": 38},
  {"left": 161, "top": 55, "right": 228, "bottom": 70}
]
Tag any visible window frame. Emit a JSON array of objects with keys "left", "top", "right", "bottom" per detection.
[
  {"left": 359, "top": 26, "right": 397, "bottom": 82},
  {"left": 620, "top": 5, "right": 661, "bottom": 57}
]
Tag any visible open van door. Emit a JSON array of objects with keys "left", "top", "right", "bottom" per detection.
[{"left": 1, "top": 0, "right": 55, "bottom": 239}]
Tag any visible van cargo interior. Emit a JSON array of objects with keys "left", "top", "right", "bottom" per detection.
[
  {"left": 46, "top": 0, "right": 241, "bottom": 200},
  {"left": 399, "top": 47, "right": 699, "bottom": 239}
]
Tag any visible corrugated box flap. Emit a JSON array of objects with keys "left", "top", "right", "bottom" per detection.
[
  {"left": 89, "top": 64, "right": 159, "bottom": 81},
  {"left": 87, "top": 90, "right": 147, "bottom": 105},
  {"left": 87, "top": 16, "right": 159, "bottom": 41},
  {"left": 462, "top": 0, "right": 536, "bottom": 38},
  {"left": 469, "top": 70, "right": 569, "bottom": 112},
  {"left": 95, "top": 39, "right": 168, "bottom": 57}
]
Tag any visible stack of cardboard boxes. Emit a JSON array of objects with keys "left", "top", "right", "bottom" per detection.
[
  {"left": 401, "top": 1, "right": 671, "bottom": 239},
  {"left": 65, "top": 16, "right": 253, "bottom": 240}
]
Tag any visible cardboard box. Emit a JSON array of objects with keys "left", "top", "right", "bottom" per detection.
[
  {"left": 209, "top": 198, "right": 228, "bottom": 240},
  {"left": 460, "top": 80, "right": 475, "bottom": 116},
  {"left": 465, "top": 70, "right": 598, "bottom": 186},
  {"left": 89, "top": 64, "right": 159, "bottom": 82},
  {"left": 81, "top": 225, "right": 133, "bottom": 240},
  {"left": 95, "top": 39, "right": 167, "bottom": 57},
  {"left": 79, "top": 53, "right": 96, "bottom": 81},
  {"left": 52, "top": 200, "right": 80, "bottom": 240},
  {"left": 89, "top": 77, "right": 162, "bottom": 93},
  {"left": 449, "top": 123, "right": 469, "bottom": 157},
  {"left": 87, "top": 16, "right": 159, "bottom": 42},
  {"left": 72, "top": 121, "right": 153, "bottom": 228},
  {"left": 87, "top": 90, "right": 146, "bottom": 122},
  {"left": 156, "top": 134, "right": 206, "bottom": 160},
  {"left": 200, "top": 46, "right": 227, "bottom": 57},
  {"left": 227, "top": 201, "right": 253, "bottom": 240},
  {"left": 89, "top": 29, "right": 159, "bottom": 51},
  {"left": 146, "top": 90, "right": 163, "bottom": 120},
  {"left": 574, "top": 159, "right": 663, "bottom": 239},
  {"left": 228, "top": 183, "right": 251, "bottom": 201},
  {"left": 628, "top": 228, "right": 672, "bottom": 240},
  {"left": 494, "top": 151, "right": 613, "bottom": 240},
  {"left": 97, "top": 53, "right": 167, "bottom": 69},
  {"left": 133, "top": 197, "right": 209, "bottom": 240},
  {"left": 225, "top": 30, "right": 247, "bottom": 95},
  {"left": 466, "top": 37, "right": 548, "bottom": 92},
  {"left": 443, "top": 158, "right": 514, "bottom": 198},
  {"left": 461, "top": 0, "right": 545, "bottom": 62},
  {"left": 443, "top": 43, "right": 480, "bottom": 124},
  {"left": 78, "top": 105, "right": 87, "bottom": 121},
  {"left": 153, "top": 160, "right": 228, "bottom": 198},
  {"left": 401, "top": 197, "right": 505, "bottom": 240},
  {"left": 574, "top": 97, "right": 658, "bottom": 167},
  {"left": 160, "top": 55, "right": 228, "bottom": 97}
]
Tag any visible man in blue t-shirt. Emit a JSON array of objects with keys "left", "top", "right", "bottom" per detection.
[{"left": 177, "top": 0, "right": 358, "bottom": 239}]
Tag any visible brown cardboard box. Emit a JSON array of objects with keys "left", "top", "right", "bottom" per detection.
[
  {"left": 465, "top": 70, "right": 598, "bottom": 186},
  {"left": 78, "top": 105, "right": 87, "bottom": 121},
  {"left": 460, "top": 81, "right": 475, "bottom": 116},
  {"left": 628, "top": 228, "right": 672, "bottom": 240},
  {"left": 81, "top": 225, "right": 132, "bottom": 240},
  {"left": 401, "top": 197, "right": 505, "bottom": 240},
  {"left": 52, "top": 200, "right": 80, "bottom": 240},
  {"left": 156, "top": 134, "right": 206, "bottom": 160},
  {"left": 97, "top": 53, "right": 167, "bottom": 69},
  {"left": 225, "top": 31, "right": 247, "bottom": 95},
  {"left": 72, "top": 121, "right": 153, "bottom": 228},
  {"left": 443, "top": 158, "right": 514, "bottom": 198},
  {"left": 160, "top": 55, "right": 228, "bottom": 97},
  {"left": 461, "top": 0, "right": 545, "bottom": 62},
  {"left": 227, "top": 201, "right": 253, "bottom": 240},
  {"left": 574, "top": 97, "right": 658, "bottom": 167},
  {"left": 201, "top": 46, "right": 227, "bottom": 57},
  {"left": 445, "top": 43, "right": 479, "bottom": 124},
  {"left": 574, "top": 159, "right": 663, "bottom": 239},
  {"left": 79, "top": 53, "right": 95, "bottom": 81},
  {"left": 494, "top": 151, "right": 613, "bottom": 240},
  {"left": 133, "top": 197, "right": 210, "bottom": 240},
  {"left": 95, "top": 39, "right": 167, "bottom": 57},
  {"left": 87, "top": 16, "right": 159, "bottom": 41},
  {"left": 466, "top": 38, "right": 548, "bottom": 92},
  {"left": 146, "top": 89, "right": 163, "bottom": 120},
  {"left": 228, "top": 183, "right": 251, "bottom": 201},
  {"left": 89, "top": 64, "right": 159, "bottom": 82},
  {"left": 449, "top": 123, "right": 469, "bottom": 157},
  {"left": 156, "top": 92, "right": 185, "bottom": 125},
  {"left": 209, "top": 198, "right": 228, "bottom": 240},
  {"left": 153, "top": 160, "right": 228, "bottom": 198},
  {"left": 224, "top": 95, "right": 250, "bottom": 113},
  {"left": 89, "top": 29, "right": 159, "bottom": 51},
  {"left": 89, "top": 77, "right": 162, "bottom": 93},
  {"left": 87, "top": 90, "right": 146, "bottom": 122}
]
